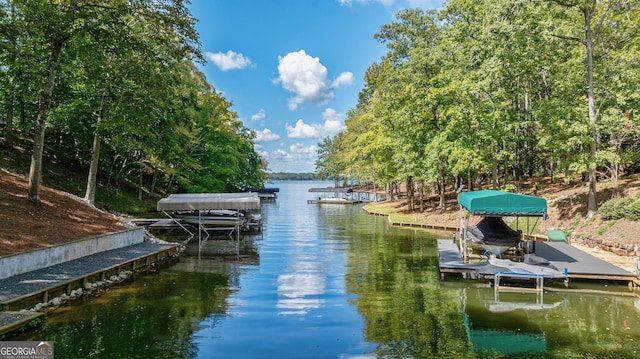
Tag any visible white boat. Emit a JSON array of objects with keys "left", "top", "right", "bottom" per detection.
[
  {"left": 308, "top": 187, "right": 362, "bottom": 204},
  {"left": 316, "top": 197, "right": 361, "bottom": 204},
  {"left": 176, "top": 210, "right": 244, "bottom": 227}
]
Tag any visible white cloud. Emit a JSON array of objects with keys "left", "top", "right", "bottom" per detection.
[
  {"left": 290, "top": 143, "right": 317, "bottom": 155},
  {"left": 286, "top": 120, "right": 320, "bottom": 138},
  {"left": 339, "top": 0, "right": 442, "bottom": 10},
  {"left": 206, "top": 50, "right": 253, "bottom": 71},
  {"left": 320, "top": 108, "right": 346, "bottom": 133},
  {"left": 260, "top": 143, "right": 319, "bottom": 173},
  {"left": 333, "top": 72, "right": 355, "bottom": 86},
  {"left": 251, "top": 109, "right": 266, "bottom": 122},
  {"left": 407, "top": 0, "right": 443, "bottom": 9},
  {"left": 274, "top": 50, "right": 354, "bottom": 110},
  {"left": 339, "top": 0, "right": 396, "bottom": 7},
  {"left": 254, "top": 128, "right": 281, "bottom": 142},
  {"left": 285, "top": 109, "right": 346, "bottom": 139}
]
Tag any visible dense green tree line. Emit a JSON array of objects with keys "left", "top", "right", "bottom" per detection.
[
  {"left": 266, "top": 172, "right": 321, "bottom": 181},
  {"left": 0, "top": 0, "right": 266, "bottom": 204},
  {"left": 316, "top": 0, "right": 640, "bottom": 217}
]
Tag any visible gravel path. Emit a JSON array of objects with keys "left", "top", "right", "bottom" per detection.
[{"left": 0, "top": 242, "right": 178, "bottom": 303}]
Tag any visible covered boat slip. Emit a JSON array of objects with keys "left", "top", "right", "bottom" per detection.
[
  {"left": 243, "top": 187, "right": 279, "bottom": 200},
  {"left": 157, "top": 192, "right": 261, "bottom": 242},
  {"left": 437, "top": 239, "right": 637, "bottom": 286},
  {"left": 440, "top": 190, "right": 638, "bottom": 290},
  {"left": 458, "top": 190, "right": 548, "bottom": 257}
]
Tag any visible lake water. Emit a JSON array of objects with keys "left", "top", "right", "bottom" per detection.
[{"left": 12, "top": 181, "right": 640, "bottom": 358}]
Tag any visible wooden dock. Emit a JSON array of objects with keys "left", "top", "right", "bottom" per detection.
[
  {"left": 0, "top": 242, "right": 180, "bottom": 336},
  {"left": 437, "top": 239, "right": 486, "bottom": 279},
  {"left": 437, "top": 239, "right": 638, "bottom": 287},
  {"left": 0, "top": 312, "right": 44, "bottom": 336},
  {"left": 533, "top": 241, "right": 635, "bottom": 281}
]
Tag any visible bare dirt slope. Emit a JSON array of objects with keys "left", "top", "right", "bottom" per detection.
[{"left": 0, "top": 169, "right": 128, "bottom": 257}]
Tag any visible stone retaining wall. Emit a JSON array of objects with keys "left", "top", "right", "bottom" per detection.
[
  {"left": 0, "top": 228, "right": 145, "bottom": 280},
  {"left": 574, "top": 236, "right": 640, "bottom": 257}
]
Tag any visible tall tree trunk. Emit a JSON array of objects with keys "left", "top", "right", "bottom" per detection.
[
  {"left": 84, "top": 83, "right": 110, "bottom": 204},
  {"left": 4, "top": 2, "right": 16, "bottom": 149},
  {"left": 28, "top": 39, "right": 65, "bottom": 203},
  {"left": 438, "top": 160, "right": 445, "bottom": 213},
  {"left": 27, "top": 0, "right": 78, "bottom": 203},
  {"left": 406, "top": 176, "right": 413, "bottom": 212},
  {"left": 418, "top": 179, "right": 424, "bottom": 212},
  {"left": 150, "top": 170, "right": 158, "bottom": 196},
  {"left": 139, "top": 158, "right": 144, "bottom": 201},
  {"left": 5, "top": 92, "right": 14, "bottom": 148},
  {"left": 584, "top": 5, "right": 598, "bottom": 219},
  {"left": 475, "top": 168, "right": 482, "bottom": 190},
  {"left": 491, "top": 142, "right": 499, "bottom": 190},
  {"left": 549, "top": 152, "right": 555, "bottom": 182}
]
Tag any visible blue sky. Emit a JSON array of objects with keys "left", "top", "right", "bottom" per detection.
[{"left": 187, "top": 0, "right": 443, "bottom": 173}]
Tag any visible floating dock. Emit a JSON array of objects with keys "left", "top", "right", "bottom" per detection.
[
  {"left": 437, "top": 239, "right": 638, "bottom": 288},
  {"left": 437, "top": 239, "right": 486, "bottom": 278}
]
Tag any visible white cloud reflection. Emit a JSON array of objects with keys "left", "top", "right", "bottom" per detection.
[{"left": 277, "top": 257, "right": 326, "bottom": 316}]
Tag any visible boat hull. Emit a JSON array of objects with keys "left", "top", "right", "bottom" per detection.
[{"left": 176, "top": 211, "right": 244, "bottom": 227}]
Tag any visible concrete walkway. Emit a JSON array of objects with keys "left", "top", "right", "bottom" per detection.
[{"left": 0, "top": 242, "right": 179, "bottom": 336}]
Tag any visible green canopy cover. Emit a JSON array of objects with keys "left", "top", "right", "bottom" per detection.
[{"left": 458, "top": 190, "right": 547, "bottom": 217}]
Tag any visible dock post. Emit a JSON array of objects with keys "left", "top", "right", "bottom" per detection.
[{"left": 535, "top": 276, "right": 544, "bottom": 292}]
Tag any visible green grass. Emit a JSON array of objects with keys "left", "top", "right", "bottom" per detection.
[
  {"left": 363, "top": 203, "right": 396, "bottom": 215},
  {"left": 364, "top": 203, "right": 428, "bottom": 224},
  {"left": 596, "top": 220, "right": 616, "bottom": 236},
  {"left": 389, "top": 213, "right": 421, "bottom": 224},
  {"left": 509, "top": 217, "right": 542, "bottom": 235}
]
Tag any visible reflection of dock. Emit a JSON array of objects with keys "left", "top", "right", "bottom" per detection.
[
  {"left": 462, "top": 287, "right": 561, "bottom": 356},
  {"left": 437, "top": 239, "right": 637, "bottom": 287}
]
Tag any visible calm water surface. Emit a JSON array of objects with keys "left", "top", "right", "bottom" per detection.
[{"left": 12, "top": 181, "right": 640, "bottom": 358}]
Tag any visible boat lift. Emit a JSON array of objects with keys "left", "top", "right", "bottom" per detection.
[
  {"left": 157, "top": 192, "right": 261, "bottom": 255},
  {"left": 457, "top": 190, "right": 548, "bottom": 261}
]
